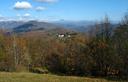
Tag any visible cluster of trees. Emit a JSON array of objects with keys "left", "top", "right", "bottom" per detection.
[{"left": 0, "top": 14, "right": 128, "bottom": 79}]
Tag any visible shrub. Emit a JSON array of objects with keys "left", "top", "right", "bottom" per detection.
[{"left": 29, "top": 67, "right": 49, "bottom": 74}]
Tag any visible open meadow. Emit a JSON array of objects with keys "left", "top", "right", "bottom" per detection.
[{"left": 0, "top": 72, "right": 126, "bottom": 82}]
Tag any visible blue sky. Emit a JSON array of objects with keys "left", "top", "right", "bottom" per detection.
[{"left": 0, "top": 0, "right": 128, "bottom": 21}]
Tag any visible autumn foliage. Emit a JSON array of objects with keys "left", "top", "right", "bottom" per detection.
[{"left": 0, "top": 15, "right": 128, "bottom": 79}]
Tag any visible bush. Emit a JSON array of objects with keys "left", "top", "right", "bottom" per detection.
[{"left": 29, "top": 67, "right": 49, "bottom": 74}]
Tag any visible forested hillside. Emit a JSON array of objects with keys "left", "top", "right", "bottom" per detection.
[{"left": 0, "top": 14, "right": 128, "bottom": 80}]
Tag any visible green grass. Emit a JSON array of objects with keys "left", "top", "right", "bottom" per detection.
[{"left": 0, "top": 72, "right": 126, "bottom": 82}]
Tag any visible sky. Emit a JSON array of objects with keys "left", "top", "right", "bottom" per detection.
[{"left": 0, "top": 0, "right": 128, "bottom": 21}]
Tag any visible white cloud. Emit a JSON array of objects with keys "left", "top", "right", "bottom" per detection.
[
  {"left": 0, "top": 15, "right": 10, "bottom": 21},
  {"left": 0, "top": 14, "right": 5, "bottom": 19},
  {"left": 16, "top": 13, "right": 31, "bottom": 21},
  {"left": 17, "top": 14, "right": 21, "bottom": 17},
  {"left": 14, "top": 1, "right": 32, "bottom": 10},
  {"left": 34, "top": 0, "right": 58, "bottom": 3},
  {"left": 35, "top": 6, "right": 46, "bottom": 11},
  {"left": 0, "top": 14, "right": 2, "bottom": 17},
  {"left": 23, "top": 13, "right": 31, "bottom": 17},
  {"left": 0, "top": 14, "right": 5, "bottom": 21}
]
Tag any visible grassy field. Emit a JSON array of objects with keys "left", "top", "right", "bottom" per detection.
[{"left": 0, "top": 72, "right": 126, "bottom": 82}]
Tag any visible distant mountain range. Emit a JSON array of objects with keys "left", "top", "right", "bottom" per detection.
[
  {"left": 52, "top": 20, "right": 95, "bottom": 32},
  {"left": 12, "top": 21, "right": 64, "bottom": 33},
  {"left": 0, "top": 20, "right": 118, "bottom": 34},
  {"left": 0, "top": 21, "right": 25, "bottom": 30},
  {"left": 52, "top": 20, "right": 119, "bottom": 33}
]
